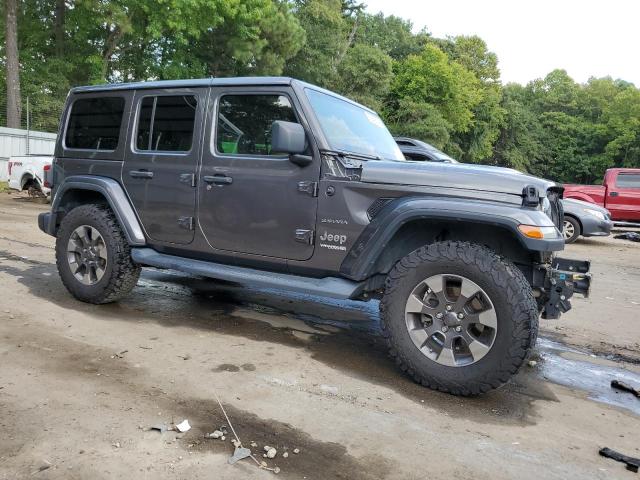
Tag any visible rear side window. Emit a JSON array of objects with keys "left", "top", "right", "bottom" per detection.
[
  {"left": 216, "top": 94, "right": 297, "bottom": 156},
  {"left": 616, "top": 173, "right": 640, "bottom": 188},
  {"left": 65, "top": 97, "right": 125, "bottom": 150},
  {"left": 136, "top": 95, "right": 197, "bottom": 152}
]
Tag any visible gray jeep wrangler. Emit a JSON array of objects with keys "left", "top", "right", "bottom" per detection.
[{"left": 38, "top": 77, "right": 590, "bottom": 395}]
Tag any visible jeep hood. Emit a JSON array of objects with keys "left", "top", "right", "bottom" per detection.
[{"left": 360, "top": 160, "right": 558, "bottom": 197}]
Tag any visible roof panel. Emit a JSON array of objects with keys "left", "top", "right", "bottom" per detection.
[{"left": 71, "top": 76, "right": 295, "bottom": 93}]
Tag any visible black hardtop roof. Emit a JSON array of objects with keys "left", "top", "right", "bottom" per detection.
[
  {"left": 70, "top": 76, "right": 296, "bottom": 94},
  {"left": 69, "top": 76, "right": 377, "bottom": 114}
]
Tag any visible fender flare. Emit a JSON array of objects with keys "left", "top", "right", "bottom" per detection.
[
  {"left": 49, "top": 175, "right": 146, "bottom": 245},
  {"left": 339, "top": 196, "right": 564, "bottom": 281}
]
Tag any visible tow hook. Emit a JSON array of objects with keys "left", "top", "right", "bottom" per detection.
[{"left": 541, "top": 258, "right": 591, "bottom": 319}]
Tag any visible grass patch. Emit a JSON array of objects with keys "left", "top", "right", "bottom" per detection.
[{"left": 0, "top": 182, "right": 10, "bottom": 193}]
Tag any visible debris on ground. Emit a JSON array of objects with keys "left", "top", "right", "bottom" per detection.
[
  {"left": 110, "top": 350, "right": 128, "bottom": 359},
  {"left": 150, "top": 423, "right": 168, "bottom": 433},
  {"left": 614, "top": 232, "right": 640, "bottom": 243},
  {"left": 175, "top": 419, "right": 191, "bottom": 433},
  {"left": 263, "top": 446, "right": 277, "bottom": 458},
  {"left": 282, "top": 452, "right": 289, "bottom": 458},
  {"left": 31, "top": 462, "right": 52, "bottom": 475},
  {"left": 611, "top": 379, "right": 640, "bottom": 398},
  {"left": 528, "top": 360, "right": 537, "bottom": 367},
  {"left": 229, "top": 446, "right": 252, "bottom": 465},
  {"left": 177, "top": 354, "right": 191, "bottom": 360},
  {"left": 293, "top": 448, "right": 300, "bottom": 454},
  {"left": 206, "top": 430, "right": 224, "bottom": 439},
  {"left": 599, "top": 447, "right": 640, "bottom": 473}
]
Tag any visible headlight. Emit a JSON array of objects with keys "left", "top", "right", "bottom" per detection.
[
  {"left": 518, "top": 225, "right": 561, "bottom": 239},
  {"left": 584, "top": 209, "right": 606, "bottom": 221}
]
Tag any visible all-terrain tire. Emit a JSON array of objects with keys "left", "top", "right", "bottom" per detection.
[
  {"left": 55, "top": 204, "right": 141, "bottom": 304},
  {"left": 380, "top": 241, "right": 538, "bottom": 396}
]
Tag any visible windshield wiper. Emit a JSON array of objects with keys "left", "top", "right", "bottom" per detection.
[{"left": 323, "top": 149, "right": 382, "bottom": 161}]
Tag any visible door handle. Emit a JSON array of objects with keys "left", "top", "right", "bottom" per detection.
[
  {"left": 609, "top": 191, "right": 619, "bottom": 197},
  {"left": 203, "top": 175, "right": 233, "bottom": 185},
  {"left": 129, "top": 170, "right": 154, "bottom": 179}
]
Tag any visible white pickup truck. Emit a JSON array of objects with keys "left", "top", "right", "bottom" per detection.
[{"left": 8, "top": 155, "right": 53, "bottom": 197}]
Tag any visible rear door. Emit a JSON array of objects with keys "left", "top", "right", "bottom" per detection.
[
  {"left": 198, "top": 87, "right": 320, "bottom": 260},
  {"left": 607, "top": 172, "right": 640, "bottom": 221},
  {"left": 123, "top": 88, "right": 207, "bottom": 244}
]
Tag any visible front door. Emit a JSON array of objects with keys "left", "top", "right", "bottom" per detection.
[
  {"left": 198, "top": 88, "right": 319, "bottom": 260},
  {"left": 123, "top": 88, "right": 206, "bottom": 244}
]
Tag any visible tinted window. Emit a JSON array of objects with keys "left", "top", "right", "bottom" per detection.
[
  {"left": 136, "top": 95, "right": 197, "bottom": 152},
  {"left": 616, "top": 173, "right": 640, "bottom": 188},
  {"left": 216, "top": 94, "right": 297, "bottom": 155},
  {"left": 65, "top": 97, "right": 125, "bottom": 150}
]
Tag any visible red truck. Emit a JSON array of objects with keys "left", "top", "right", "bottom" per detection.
[{"left": 563, "top": 168, "right": 640, "bottom": 222}]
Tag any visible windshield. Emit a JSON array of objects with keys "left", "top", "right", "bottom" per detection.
[{"left": 305, "top": 88, "right": 404, "bottom": 161}]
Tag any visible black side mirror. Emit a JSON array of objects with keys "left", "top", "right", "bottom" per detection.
[
  {"left": 271, "top": 120, "right": 306, "bottom": 155},
  {"left": 271, "top": 120, "right": 312, "bottom": 167}
]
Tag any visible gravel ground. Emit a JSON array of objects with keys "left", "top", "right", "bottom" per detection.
[{"left": 0, "top": 192, "right": 639, "bottom": 480}]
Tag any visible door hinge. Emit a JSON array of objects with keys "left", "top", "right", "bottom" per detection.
[
  {"left": 295, "top": 229, "right": 314, "bottom": 245},
  {"left": 297, "top": 181, "right": 318, "bottom": 197},
  {"left": 178, "top": 216, "right": 195, "bottom": 230},
  {"left": 179, "top": 173, "right": 196, "bottom": 187}
]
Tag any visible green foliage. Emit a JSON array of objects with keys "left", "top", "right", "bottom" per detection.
[
  {"left": 3, "top": 0, "right": 639, "bottom": 183},
  {"left": 389, "top": 44, "right": 481, "bottom": 133},
  {"left": 332, "top": 43, "right": 392, "bottom": 110}
]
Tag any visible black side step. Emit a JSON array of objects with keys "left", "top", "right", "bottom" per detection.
[{"left": 131, "top": 248, "right": 362, "bottom": 300}]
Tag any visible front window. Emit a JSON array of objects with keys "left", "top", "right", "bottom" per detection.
[
  {"left": 305, "top": 89, "right": 404, "bottom": 161},
  {"left": 216, "top": 94, "right": 298, "bottom": 156}
]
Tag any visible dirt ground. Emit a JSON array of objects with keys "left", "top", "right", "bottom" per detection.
[{"left": 0, "top": 191, "right": 639, "bottom": 480}]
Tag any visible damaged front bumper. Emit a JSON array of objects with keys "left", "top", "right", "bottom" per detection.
[{"left": 534, "top": 257, "right": 591, "bottom": 319}]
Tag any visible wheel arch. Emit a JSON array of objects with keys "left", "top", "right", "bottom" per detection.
[
  {"left": 20, "top": 172, "right": 36, "bottom": 189},
  {"left": 340, "top": 196, "right": 563, "bottom": 282},
  {"left": 49, "top": 176, "right": 146, "bottom": 246}
]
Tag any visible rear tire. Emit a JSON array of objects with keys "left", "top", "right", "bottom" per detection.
[
  {"left": 380, "top": 241, "right": 538, "bottom": 396},
  {"left": 56, "top": 204, "right": 140, "bottom": 304},
  {"left": 563, "top": 216, "right": 581, "bottom": 244}
]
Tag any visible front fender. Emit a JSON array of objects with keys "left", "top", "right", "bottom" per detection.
[
  {"left": 340, "top": 196, "right": 564, "bottom": 281},
  {"left": 46, "top": 175, "right": 146, "bottom": 245}
]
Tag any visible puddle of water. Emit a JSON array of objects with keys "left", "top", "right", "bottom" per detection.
[
  {"left": 140, "top": 269, "right": 640, "bottom": 416},
  {"left": 537, "top": 337, "right": 640, "bottom": 416}
]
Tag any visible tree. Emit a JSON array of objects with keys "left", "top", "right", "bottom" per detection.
[
  {"left": 4, "top": 0, "right": 21, "bottom": 128},
  {"left": 492, "top": 83, "right": 544, "bottom": 172},
  {"left": 387, "top": 44, "right": 481, "bottom": 142},
  {"left": 354, "top": 12, "right": 424, "bottom": 60},
  {"left": 332, "top": 43, "right": 392, "bottom": 109},
  {"left": 284, "top": 0, "right": 349, "bottom": 86}
]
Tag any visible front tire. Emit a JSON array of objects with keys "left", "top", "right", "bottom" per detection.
[
  {"left": 56, "top": 204, "right": 141, "bottom": 304},
  {"left": 380, "top": 241, "right": 538, "bottom": 396},
  {"left": 563, "top": 216, "right": 581, "bottom": 244}
]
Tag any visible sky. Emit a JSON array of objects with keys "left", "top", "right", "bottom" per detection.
[{"left": 363, "top": 0, "right": 640, "bottom": 86}]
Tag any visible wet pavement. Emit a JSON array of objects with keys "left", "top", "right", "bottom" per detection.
[
  {"left": 2, "top": 194, "right": 640, "bottom": 480},
  {"left": 142, "top": 268, "right": 640, "bottom": 417}
]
